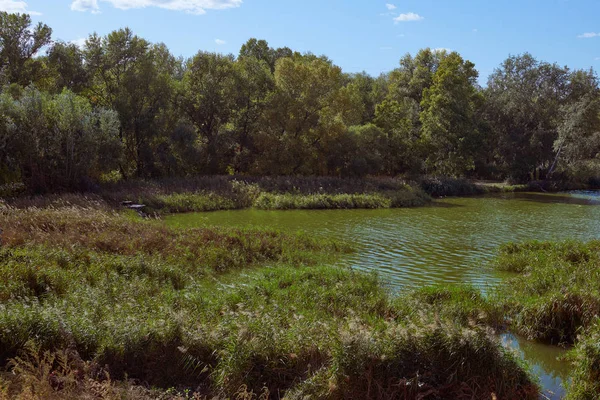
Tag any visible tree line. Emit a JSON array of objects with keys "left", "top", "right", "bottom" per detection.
[{"left": 1, "top": 11, "right": 599, "bottom": 192}]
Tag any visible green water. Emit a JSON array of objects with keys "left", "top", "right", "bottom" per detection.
[{"left": 167, "top": 191, "right": 600, "bottom": 399}]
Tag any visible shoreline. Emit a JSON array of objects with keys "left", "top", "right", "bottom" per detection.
[{"left": 2, "top": 176, "right": 596, "bottom": 216}]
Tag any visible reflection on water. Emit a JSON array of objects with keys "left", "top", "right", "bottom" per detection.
[
  {"left": 501, "top": 334, "right": 571, "bottom": 400},
  {"left": 167, "top": 191, "right": 600, "bottom": 399},
  {"left": 510, "top": 192, "right": 600, "bottom": 206}
]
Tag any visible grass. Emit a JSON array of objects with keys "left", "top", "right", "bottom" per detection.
[
  {"left": 253, "top": 188, "right": 429, "bottom": 210},
  {"left": 492, "top": 240, "right": 600, "bottom": 346},
  {"left": 567, "top": 322, "right": 600, "bottom": 400},
  {"left": 491, "top": 240, "right": 600, "bottom": 400},
  {"left": 2, "top": 176, "right": 433, "bottom": 214},
  {"left": 4, "top": 175, "right": 592, "bottom": 215},
  {"left": 0, "top": 204, "right": 539, "bottom": 399}
]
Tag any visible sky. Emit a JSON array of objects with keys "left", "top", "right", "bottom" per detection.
[{"left": 2, "top": 0, "right": 600, "bottom": 84}]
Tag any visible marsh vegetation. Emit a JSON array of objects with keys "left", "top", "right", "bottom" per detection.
[{"left": 0, "top": 204, "right": 539, "bottom": 399}]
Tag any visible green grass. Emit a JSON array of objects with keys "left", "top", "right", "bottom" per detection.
[
  {"left": 492, "top": 240, "right": 600, "bottom": 346},
  {"left": 491, "top": 240, "right": 600, "bottom": 400},
  {"left": 567, "top": 321, "right": 600, "bottom": 399},
  {"left": 252, "top": 189, "right": 429, "bottom": 210},
  {"left": 394, "top": 285, "right": 504, "bottom": 327},
  {"left": 4, "top": 176, "right": 434, "bottom": 214},
  {"left": 0, "top": 205, "right": 538, "bottom": 399},
  {"left": 136, "top": 180, "right": 430, "bottom": 213}
]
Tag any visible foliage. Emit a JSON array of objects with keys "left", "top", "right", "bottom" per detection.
[
  {"left": 420, "top": 52, "right": 482, "bottom": 176},
  {"left": 493, "top": 240, "right": 600, "bottom": 345},
  {"left": 0, "top": 205, "right": 538, "bottom": 399},
  {"left": 567, "top": 321, "right": 600, "bottom": 400},
  {"left": 0, "top": 13, "right": 52, "bottom": 87},
  {"left": 0, "top": 87, "right": 122, "bottom": 192},
  {"left": 1, "top": 12, "right": 600, "bottom": 188}
]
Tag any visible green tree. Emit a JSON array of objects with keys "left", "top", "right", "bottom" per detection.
[
  {"left": 0, "top": 12, "right": 52, "bottom": 87},
  {"left": 84, "top": 28, "right": 177, "bottom": 177},
  {"left": 420, "top": 52, "right": 481, "bottom": 176},
  {"left": 0, "top": 87, "right": 121, "bottom": 192},
  {"left": 374, "top": 98, "right": 421, "bottom": 174},
  {"left": 239, "top": 38, "right": 294, "bottom": 72},
  {"left": 388, "top": 49, "right": 447, "bottom": 104},
  {"left": 178, "top": 52, "right": 238, "bottom": 174},
  {"left": 551, "top": 71, "right": 600, "bottom": 180},
  {"left": 346, "top": 72, "right": 387, "bottom": 125},
  {"left": 484, "top": 54, "right": 570, "bottom": 181},
  {"left": 46, "top": 41, "right": 88, "bottom": 93},
  {"left": 229, "top": 55, "right": 274, "bottom": 173},
  {"left": 326, "top": 124, "right": 388, "bottom": 177},
  {"left": 255, "top": 56, "right": 362, "bottom": 175}
]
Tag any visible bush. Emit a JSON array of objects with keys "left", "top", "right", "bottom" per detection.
[
  {"left": 0, "top": 88, "right": 122, "bottom": 193},
  {"left": 418, "top": 176, "right": 485, "bottom": 197}
]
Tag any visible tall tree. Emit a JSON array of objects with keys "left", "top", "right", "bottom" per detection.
[
  {"left": 420, "top": 52, "right": 482, "bottom": 176},
  {"left": 84, "top": 28, "right": 176, "bottom": 177},
  {"left": 0, "top": 12, "right": 52, "bottom": 87},
  {"left": 229, "top": 55, "right": 274, "bottom": 173},
  {"left": 485, "top": 54, "right": 570, "bottom": 181},
  {"left": 551, "top": 70, "right": 600, "bottom": 179},
  {"left": 0, "top": 87, "right": 121, "bottom": 192},
  {"left": 239, "top": 38, "right": 294, "bottom": 72},
  {"left": 255, "top": 56, "right": 362, "bottom": 175},
  {"left": 46, "top": 41, "right": 88, "bottom": 93},
  {"left": 178, "top": 52, "right": 238, "bottom": 174}
]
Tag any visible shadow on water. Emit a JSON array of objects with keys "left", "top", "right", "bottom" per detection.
[
  {"left": 501, "top": 334, "right": 571, "bottom": 400},
  {"left": 503, "top": 192, "right": 600, "bottom": 206},
  {"left": 426, "top": 200, "right": 466, "bottom": 208}
]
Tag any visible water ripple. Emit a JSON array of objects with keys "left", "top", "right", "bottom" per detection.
[{"left": 168, "top": 192, "right": 600, "bottom": 292}]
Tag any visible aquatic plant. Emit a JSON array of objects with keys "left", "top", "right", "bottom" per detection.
[
  {"left": 567, "top": 321, "right": 600, "bottom": 399},
  {"left": 493, "top": 240, "right": 600, "bottom": 345},
  {"left": 0, "top": 205, "right": 538, "bottom": 399}
]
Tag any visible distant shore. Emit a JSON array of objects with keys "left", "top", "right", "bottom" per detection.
[{"left": 2, "top": 176, "right": 595, "bottom": 215}]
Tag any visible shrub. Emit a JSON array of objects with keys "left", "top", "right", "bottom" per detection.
[{"left": 0, "top": 88, "right": 122, "bottom": 193}]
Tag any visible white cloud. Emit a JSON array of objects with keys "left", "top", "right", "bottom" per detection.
[
  {"left": 578, "top": 32, "right": 600, "bottom": 38},
  {"left": 71, "top": 38, "right": 88, "bottom": 48},
  {"left": 385, "top": 3, "right": 396, "bottom": 10},
  {"left": 71, "top": 0, "right": 100, "bottom": 13},
  {"left": 71, "top": 0, "right": 242, "bottom": 15},
  {"left": 0, "top": 0, "right": 41, "bottom": 15},
  {"left": 394, "top": 12, "right": 424, "bottom": 22},
  {"left": 215, "top": 38, "right": 226, "bottom": 45}
]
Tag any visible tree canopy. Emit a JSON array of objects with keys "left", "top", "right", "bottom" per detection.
[{"left": 1, "top": 11, "right": 599, "bottom": 192}]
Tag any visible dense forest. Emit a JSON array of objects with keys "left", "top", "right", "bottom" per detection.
[{"left": 1, "top": 11, "right": 600, "bottom": 193}]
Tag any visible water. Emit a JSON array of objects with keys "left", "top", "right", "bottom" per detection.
[{"left": 167, "top": 191, "right": 600, "bottom": 399}]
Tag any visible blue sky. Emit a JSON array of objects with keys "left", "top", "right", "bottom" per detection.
[{"left": 2, "top": 0, "right": 600, "bottom": 83}]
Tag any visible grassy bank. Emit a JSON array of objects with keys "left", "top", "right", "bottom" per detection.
[
  {"left": 2, "top": 176, "right": 432, "bottom": 214},
  {"left": 111, "top": 177, "right": 432, "bottom": 213},
  {"left": 0, "top": 204, "right": 538, "bottom": 399},
  {"left": 492, "top": 240, "right": 600, "bottom": 399},
  {"left": 3, "top": 175, "right": 595, "bottom": 215}
]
